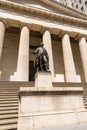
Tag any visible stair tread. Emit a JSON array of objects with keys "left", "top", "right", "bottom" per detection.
[
  {"left": 0, "top": 114, "right": 18, "bottom": 119},
  {"left": 0, "top": 81, "right": 34, "bottom": 130},
  {"left": 0, "top": 124, "right": 17, "bottom": 130},
  {"left": 0, "top": 103, "right": 18, "bottom": 105},
  {"left": 0, "top": 95, "right": 18, "bottom": 98},
  {"left": 0, "top": 118, "right": 18, "bottom": 125},
  {"left": 0, "top": 96, "right": 18, "bottom": 98},
  {"left": 0, "top": 106, "right": 18, "bottom": 110},
  {"left": 0, "top": 97, "right": 18, "bottom": 100},
  {"left": 0, "top": 110, "right": 18, "bottom": 114},
  {"left": 0, "top": 93, "right": 18, "bottom": 96},
  {"left": 0, "top": 104, "right": 18, "bottom": 107}
]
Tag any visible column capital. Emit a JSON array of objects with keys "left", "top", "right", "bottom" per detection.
[
  {"left": 59, "top": 30, "right": 69, "bottom": 38},
  {"left": 20, "top": 22, "right": 31, "bottom": 30},
  {"left": 0, "top": 19, "right": 6, "bottom": 27},
  {"left": 41, "top": 27, "right": 51, "bottom": 34},
  {"left": 79, "top": 36, "right": 86, "bottom": 42},
  {"left": 74, "top": 33, "right": 87, "bottom": 41}
]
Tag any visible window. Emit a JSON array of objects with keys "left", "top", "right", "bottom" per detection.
[
  {"left": 81, "top": 7, "right": 84, "bottom": 12},
  {"left": 54, "top": 0, "right": 60, "bottom": 2},
  {"left": 74, "top": 0, "right": 78, "bottom": 2},
  {"left": 76, "top": 4, "right": 78, "bottom": 9},
  {"left": 79, "top": 0, "right": 82, "bottom": 3},
  {"left": 72, "top": 3, "right": 74, "bottom": 7},
  {"left": 85, "top": 1, "right": 87, "bottom": 6}
]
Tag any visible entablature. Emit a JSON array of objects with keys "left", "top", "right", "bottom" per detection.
[
  {"left": 0, "top": 0, "right": 87, "bottom": 29},
  {"left": 1, "top": 17, "right": 87, "bottom": 41}
]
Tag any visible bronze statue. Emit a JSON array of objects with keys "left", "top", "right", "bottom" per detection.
[{"left": 33, "top": 42, "right": 49, "bottom": 72}]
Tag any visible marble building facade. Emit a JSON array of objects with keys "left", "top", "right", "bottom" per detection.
[
  {"left": 0, "top": 0, "right": 87, "bottom": 83},
  {"left": 0, "top": 0, "right": 87, "bottom": 129}
]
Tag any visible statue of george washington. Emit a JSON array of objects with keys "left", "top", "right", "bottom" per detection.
[{"left": 33, "top": 42, "right": 49, "bottom": 72}]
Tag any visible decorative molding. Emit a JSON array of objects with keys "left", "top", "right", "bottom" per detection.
[{"left": 0, "top": 0, "right": 87, "bottom": 29}]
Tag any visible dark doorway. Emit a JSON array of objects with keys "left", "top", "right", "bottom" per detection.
[{"left": 29, "top": 60, "right": 35, "bottom": 81}]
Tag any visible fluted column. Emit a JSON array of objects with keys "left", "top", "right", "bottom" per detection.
[
  {"left": 62, "top": 34, "right": 77, "bottom": 82},
  {"left": 0, "top": 21, "right": 5, "bottom": 62},
  {"left": 17, "top": 26, "right": 30, "bottom": 81},
  {"left": 43, "top": 30, "right": 54, "bottom": 79},
  {"left": 0, "top": 21, "right": 5, "bottom": 79},
  {"left": 79, "top": 37, "right": 87, "bottom": 82}
]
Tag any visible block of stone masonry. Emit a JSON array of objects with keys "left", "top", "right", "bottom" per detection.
[
  {"left": 35, "top": 71, "right": 52, "bottom": 87},
  {"left": 18, "top": 85, "right": 87, "bottom": 130}
]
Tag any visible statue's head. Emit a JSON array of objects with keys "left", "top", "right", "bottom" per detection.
[{"left": 40, "top": 42, "right": 44, "bottom": 47}]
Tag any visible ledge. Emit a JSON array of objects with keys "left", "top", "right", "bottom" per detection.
[{"left": 0, "top": 0, "right": 87, "bottom": 28}]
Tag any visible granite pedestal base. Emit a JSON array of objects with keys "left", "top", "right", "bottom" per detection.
[
  {"left": 35, "top": 71, "right": 52, "bottom": 87},
  {"left": 18, "top": 85, "right": 87, "bottom": 130}
]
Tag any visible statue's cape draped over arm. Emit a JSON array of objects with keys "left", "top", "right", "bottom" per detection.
[{"left": 34, "top": 48, "right": 39, "bottom": 54}]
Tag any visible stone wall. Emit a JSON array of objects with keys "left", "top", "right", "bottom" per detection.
[{"left": 0, "top": 32, "right": 19, "bottom": 81}]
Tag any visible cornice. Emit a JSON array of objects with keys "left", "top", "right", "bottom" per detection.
[
  {"left": 0, "top": 0, "right": 87, "bottom": 28},
  {"left": 42, "top": 0, "right": 87, "bottom": 20}
]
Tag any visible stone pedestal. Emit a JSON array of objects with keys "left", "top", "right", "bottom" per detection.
[
  {"left": 35, "top": 71, "right": 52, "bottom": 87},
  {"left": 18, "top": 83, "right": 87, "bottom": 130}
]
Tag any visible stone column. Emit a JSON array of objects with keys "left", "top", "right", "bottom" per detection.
[
  {"left": 79, "top": 37, "right": 87, "bottom": 82},
  {"left": 62, "top": 34, "right": 77, "bottom": 82},
  {"left": 17, "top": 26, "right": 30, "bottom": 81},
  {"left": 0, "top": 21, "right": 5, "bottom": 62},
  {"left": 0, "top": 21, "right": 5, "bottom": 78},
  {"left": 43, "top": 30, "right": 54, "bottom": 79}
]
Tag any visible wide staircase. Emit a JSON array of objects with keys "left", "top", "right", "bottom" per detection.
[
  {"left": 83, "top": 96, "right": 87, "bottom": 109},
  {"left": 0, "top": 81, "right": 34, "bottom": 130}
]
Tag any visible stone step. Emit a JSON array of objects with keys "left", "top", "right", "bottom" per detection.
[
  {"left": 0, "top": 91, "right": 18, "bottom": 95},
  {"left": 0, "top": 106, "right": 18, "bottom": 111},
  {"left": 0, "top": 100, "right": 18, "bottom": 103},
  {"left": 0, "top": 88, "right": 19, "bottom": 90},
  {"left": 0, "top": 81, "right": 34, "bottom": 87},
  {"left": 83, "top": 97, "right": 87, "bottom": 101},
  {"left": 0, "top": 81, "right": 34, "bottom": 130},
  {"left": 0, "top": 89, "right": 19, "bottom": 91},
  {"left": 0, "top": 110, "right": 18, "bottom": 115},
  {"left": 0, "top": 93, "right": 18, "bottom": 97},
  {"left": 0, "top": 118, "right": 17, "bottom": 125},
  {"left": 83, "top": 102, "right": 87, "bottom": 104},
  {"left": 0, "top": 94, "right": 18, "bottom": 98},
  {"left": 0, "top": 87, "right": 18, "bottom": 89},
  {"left": 0, "top": 123, "right": 17, "bottom": 130},
  {"left": 83, "top": 96, "right": 87, "bottom": 109},
  {"left": 0, "top": 96, "right": 18, "bottom": 99},
  {"left": 0, "top": 97, "right": 18, "bottom": 102},
  {"left": 0, "top": 104, "right": 18, "bottom": 108},
  {"left": 0, "top": 114, "right": 18, "bottom": 120}
]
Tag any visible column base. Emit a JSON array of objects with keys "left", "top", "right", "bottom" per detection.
[{"left": 10, "top": 72, "right": 17, "bottom": 81}]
